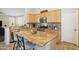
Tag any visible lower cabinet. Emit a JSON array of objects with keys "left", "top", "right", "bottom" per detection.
[{"left": 35, "top": 39, "right": 56, "bottom": 50}]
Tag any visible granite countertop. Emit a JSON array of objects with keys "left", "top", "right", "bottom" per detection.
[{"left": 15, "top": 28, "right": 57, "bottom": 47}]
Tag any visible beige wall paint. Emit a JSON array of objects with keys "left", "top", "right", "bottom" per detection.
[{"left": 0, "top": 15, "right": 9, "bottom": 26}]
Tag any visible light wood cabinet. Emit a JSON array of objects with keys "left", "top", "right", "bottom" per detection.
[
  {"left": 56, "top": 30, "right": 61, "bottom": 44},
  {"left": 27, "top": 14, "right": 40, "bottom": 23},
  {"left": 27, "top": 9, "right": 61, "bottom": 23},
  {"left": 35, "top": 14, "right": 40, "bottom": 22},
  {"left": 47, "top": 9, "right": 61, "bottom": 22},
  {"left": 41, "top": 12, "right": 48, "bottom": 18},
  {"left": 47, "top": 11, "right": 54, "bottom": 22},
  {"left": 53, "top": 9, "right": 61, "bottom": 22},
  {"left": 27, "top": 14, "right": 36, "bottom": 23},
  {"left": 40, "top": 9, "right": 61, "bottom": 22}
]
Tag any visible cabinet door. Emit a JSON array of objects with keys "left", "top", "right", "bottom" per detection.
[
  {"left": 48, "top": 11, "right": 54, "bottom": 22},
  {"left": 27, "top": 14, "right": 40, "bottom": 23},
  {"left": 53, "top": 9, "right": 61, "bottom": 22},
  {"left": 48, "top": 9, "right": 61, "bottom": 22},
  {"left": 27, "top": 14, "right": 36, "bottom": 23},
  {"left": 35, "top": 14, "right": 40, "bottom": 22}
]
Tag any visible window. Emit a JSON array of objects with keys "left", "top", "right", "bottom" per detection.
[
  {"left": 9, "top": 16, "right": 25, "bottom": 26},
  {"left": 9, "top": 17, "right": 15, "bottom": 26},
  {"left": 16, "top": 16, "right": 24, "bottom": 26}
]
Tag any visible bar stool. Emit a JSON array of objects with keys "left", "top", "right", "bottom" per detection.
[{"left": 13, "top": 34, "right": 25, "bottom": 50}]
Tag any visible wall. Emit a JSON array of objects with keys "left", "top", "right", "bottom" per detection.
[
  {"left": 0, "top": 15, "right": 9, "bottom": 26},
  {"left": 78, "top": 9, "right": 79, "bottom": 45}
]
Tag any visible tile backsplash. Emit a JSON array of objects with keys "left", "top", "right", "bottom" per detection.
[
  {"left": 27, "top": 22, "right": 61, "bottom": 30},
  {"left": 48, "top": 23, "right": 61, "bottom": 30}
]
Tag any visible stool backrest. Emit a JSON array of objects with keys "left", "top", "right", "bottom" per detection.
[
  {"left": 16, "top": 34, "right": 25, "bottom": 50},
  {"left": 16, "top": 34, "right": 23, "bottom": 41}
]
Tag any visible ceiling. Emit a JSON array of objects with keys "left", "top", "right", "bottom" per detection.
[
  {"left": 26, "top": 8, "right": 59, "bottom": 14},
  {"left": 0, "top": 8, "right": 25, "bottom": 16},
  {"left": 0, "top": 8, "right": 60, "bottom": 16}
]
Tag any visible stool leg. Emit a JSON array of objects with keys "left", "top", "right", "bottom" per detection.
[
  {"left": 22, "top": 38, "right": 25, "bottom": 50},
  {"left": 13, "top": 41, "right": 17, "bottom": 50}
]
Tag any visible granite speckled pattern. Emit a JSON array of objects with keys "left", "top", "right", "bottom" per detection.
[{"left": 15, "top": 29, "right": 57, "bottom": 47}]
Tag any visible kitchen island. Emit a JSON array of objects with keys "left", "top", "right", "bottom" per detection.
[{"left": 14, "top": 28, "right": 57, "bottom": 50}]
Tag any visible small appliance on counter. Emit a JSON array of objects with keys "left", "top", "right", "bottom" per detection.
[{"left": 48, "top": 23, "right": 61, "bottom": 30}]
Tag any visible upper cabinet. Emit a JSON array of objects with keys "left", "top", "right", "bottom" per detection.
[
  {"left": 27, "top": 14, "right": 40, "bottom": 23},
  {"left": 53, "top": 9, "right": 61, "bottom": 22},
  {"left": 41, "top": 12, "right": 48, "bottom": 18},
  {"left": 47, "top": 9, "right": 61, "bottom": 22},
  {"left": 27, "top": 9, "right": 61, "bottom": 23},
  {"left": 27, "top": 14, "right": 36, "bottom": 23},
  {"left": 35, "top": 14, "right": 40, "bottom": 22}
]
